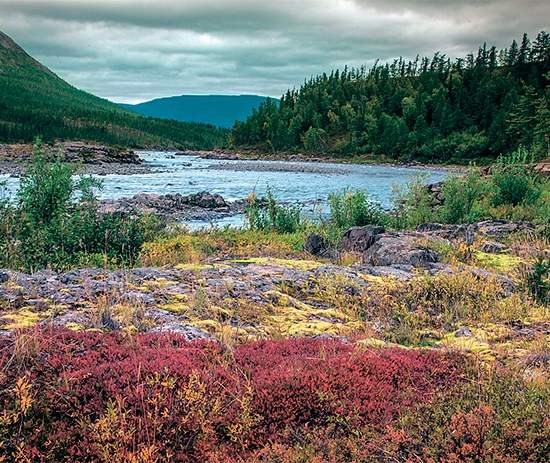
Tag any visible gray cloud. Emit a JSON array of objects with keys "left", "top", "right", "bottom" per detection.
[{"left": 0, "top": 0, "right": 547, "bottom": 103}]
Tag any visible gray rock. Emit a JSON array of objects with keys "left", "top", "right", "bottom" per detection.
[
  {"left": 455, "top": 326, "right": 473, "bottom": 337},
  {"left": 480, "top": 241, "right": 507, "bottom": 254},
  {"left": 477, "top": 220, "right": 535, "bottom": 238},
  {"left": 149, "top": 323, "right": 214, "bottom": 341},
  {"left": 304, "top": 233, "right": 329, "bottom": 256},
  {"left": 363, "top": 234, "right": 440, "bottom": 267},
  {"left": 0, "top": 271, "right": 9, "bottom": 284},
  {"left": 340, "top": 225, "right": 385, "bottom": 252}
]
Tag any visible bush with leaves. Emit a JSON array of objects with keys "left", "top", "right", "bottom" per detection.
[
  {"left": 245, "top": 189, "right": 303, "bottom": 234},
  {"left": 0, "top": 139, "right": 163, "bottom": 271},
  {"left": 328, "top": 190, "right": 387, "bottom": 230},
  {"left": 438, "top": 170, "right": 492, "bottom": 224}
]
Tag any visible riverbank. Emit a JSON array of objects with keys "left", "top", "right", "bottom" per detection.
[
  {"left": 176, "top": 148, "right": 469, "bottom": 173},
  {"left": 0, "top": 141, "right": 156, "bottom": 176}
]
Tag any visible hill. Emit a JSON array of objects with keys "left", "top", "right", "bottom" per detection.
[
  {"left": 122, "top": 94, "right": 273, "bottom": 128},
  {"left": 233, "top": 32, "right": 550, "bottom": 163},
  {"left": 0, "top": 31, "right": 228, "bottom": 149}
]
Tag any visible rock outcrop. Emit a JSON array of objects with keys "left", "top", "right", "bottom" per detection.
[
  {"left": 339, "top": 220, "right": 534, "bottom": 267},
  {"left": 98, "top": 191, "right": 244, "bottom": 221}
]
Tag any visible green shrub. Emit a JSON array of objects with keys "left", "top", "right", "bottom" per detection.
[
  {"left": 328, "top": 190, "right": 387, "bottom": 230},
  {"left": 302, "top": 127, "right": 328, "bottom": 153},
  {"left": 439, "top": 170, "right": 491, "bottom": 224},
  {"left": 490, "top": 148, "right": 541, "bottom": 207},
  {"left": 0, "top": 139, "right": 164, "bottom": 271},
  {"left": 245, "top": 189, "right": 303, "bottom": 234},
  {"left": 391, "top": 177, "right": 436, "bottom": 229}
]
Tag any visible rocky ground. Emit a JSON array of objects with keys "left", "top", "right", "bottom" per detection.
[
  {"left": 0, "top": 141, "right": 154, "bottom": 176},
  {"left": 1, "top": 219, "right": 547, "bottom": 370}
]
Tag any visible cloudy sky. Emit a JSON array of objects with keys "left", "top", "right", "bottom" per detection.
[{"left": 0, "top": 0, "right": 548, "bottom": 103}]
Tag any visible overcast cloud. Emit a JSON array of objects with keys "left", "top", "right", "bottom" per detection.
[{"left": 0, "top": 0, "right": 547, "bottom": 103}]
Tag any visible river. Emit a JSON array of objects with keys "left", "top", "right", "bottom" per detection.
[{"left": 1, "top": 151, "right": 448, "bottom": 228}]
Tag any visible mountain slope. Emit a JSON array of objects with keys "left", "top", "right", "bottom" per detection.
[
  {"left": 122, "top": 94, "right": 273, "bottom": 128},
  {"left": 0, "top": 31, "right": 228, "bottom": 148}
]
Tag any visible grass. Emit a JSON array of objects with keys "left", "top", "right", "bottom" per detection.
[{"left": 139, "top": 227, "right": 308, "bottom": 266}]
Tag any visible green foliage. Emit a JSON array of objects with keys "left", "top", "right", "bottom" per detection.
[
  {"left": 245, "top": 190, "right": 303, "bottom": 234},
  {"left": 0, "top": 32, "right": 228, "bottom": 148},
  {"left": 391, "top": 177, "right": 436, "bottom": 229},
  {"left": 439, "top": 170, "right": 492, "bottom": 224},
  {"left": 0, "top": 140, "right": 163, "bottom": 271},
  {"left": 491, "top": 147, "right": 541, "bottom": 207},
  {"left": 302, "top": 127, "right": 328, "bottom": 153},
  {"left": 328, "top": 190, "right": 387, "bottom": 229},
  {"left": 233, "top": 31, "right": 550, "bottom": 163}
]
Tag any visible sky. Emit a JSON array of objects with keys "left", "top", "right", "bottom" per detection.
[{"left": 0, "top": 0, "right": 548, "bottom": 103}]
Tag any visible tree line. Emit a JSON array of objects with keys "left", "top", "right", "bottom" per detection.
[{"left": 232, "top": 32, "right": 550, "bottom": 163}]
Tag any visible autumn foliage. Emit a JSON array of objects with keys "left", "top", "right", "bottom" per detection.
[{"left": 0, "top": 329, "right": 548, "bottom": 462}]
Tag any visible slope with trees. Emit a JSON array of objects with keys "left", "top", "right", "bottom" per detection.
[
  {"left": 0, "top": 31, "right": 228, "bottom": 149},
  {"left": 232, "top": 32, "right": 550, "bottom": 163}
]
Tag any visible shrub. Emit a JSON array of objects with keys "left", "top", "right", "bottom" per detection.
[
  {"left": 390, "top": 176, "right": 436, "bottom": 229},
  {"left": 438, "top": 170, "right": 491, "bottom": 224},
  {"left": 0, "top": 329, "right": 463, "bottom": 462},
  {"left": 491, "top": 148, "right": 541, "bottom": 207},
  {"left": 140, "top": 227, "right": 306, "bottom": 266},
  {"left": 328, "top": 190, "right": 387, "bottom": 230},
  {"left": 302, "top": 127, "right": 328, "bottom": 153},
  {"left": 0, "top": 139, "right": 163, "bottom": 271},
  {"left": 245, "top": 189, "right": 303, "bottom": 234}
]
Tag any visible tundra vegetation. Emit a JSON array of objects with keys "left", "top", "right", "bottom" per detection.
[{"left": 0, "top": 141, "right": 549, "bottom": 462}]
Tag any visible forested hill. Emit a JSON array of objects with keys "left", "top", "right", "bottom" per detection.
[
  {"left": 0, "top": 31, "right": 228, "bottom": 149},
  {"left": 232, "top": 32, "right": 550, "bottom": 163},
  {"left": 122, "top": 94, "right": 272, "bottom": 128}
]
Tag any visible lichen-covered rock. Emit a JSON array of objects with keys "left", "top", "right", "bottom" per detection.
[
  {"left": 362, "top": 233, "right": 440, "bottom": 267},
  {"left": 480, "top": 240, "right": 508, "bottom": 254},
  {"left": 98, "top": 191, "right": 241, "bottom": 221}
]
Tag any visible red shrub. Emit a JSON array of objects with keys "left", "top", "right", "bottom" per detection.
[{"left": 0, "top": 329, "right": 480, "bottom": 462}]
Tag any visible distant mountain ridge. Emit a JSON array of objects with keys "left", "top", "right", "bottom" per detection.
[
  {"left": 122, "top": 94, "right": 275, "bottom": 128},
  {"left": 0, "top": 30, "right": 227, "bottom": 148}
]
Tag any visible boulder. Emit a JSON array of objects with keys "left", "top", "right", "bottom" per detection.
[
  {"left": 362, "top": 233, "right": 440, "bottom": 267},
  {"left": 340, "top": 225, "right": 385, "bottom": 252},
  {"left": 455, "top": 326, "right": 473, "bottom": 337},
  {"left": 304, "top": 233, "right": 330, "bottom": 256},
  {"left": 425, "top": 181, "right": 445, "bottom": 204},
  {"left": 187, "top": 191, "right": 227, "bottom": 209},
  {"left": 149, "top": 323, "right": 214, "bottom": 341},
  {"left": 477, "top": 220, "right": 535, "bottom": 238}
]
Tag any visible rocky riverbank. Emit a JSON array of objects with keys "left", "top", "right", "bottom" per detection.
[
  {"left": 175, "top": 148, "right": 466, "bottom": 172},
  {"left": 0, "top": 141, "right": 153, "bottom": 176}
]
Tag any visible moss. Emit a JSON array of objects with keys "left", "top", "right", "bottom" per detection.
[
  {"left": 474, "top": 251, "right": 523, "bottom": 271},
  {"left": 1, "top": 308, "right": 51, "bottom": 329},
  {"left": 175, "top": 263, "right": 230, "bottom": 271},
  {"left": 231, "top": 257, "right": 323, "bottom": 271}
]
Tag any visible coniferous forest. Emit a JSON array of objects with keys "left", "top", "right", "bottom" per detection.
[{"left": 232, "top": 32, "right": 550, "bottom": 163}]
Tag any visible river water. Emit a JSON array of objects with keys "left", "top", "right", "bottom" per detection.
[{"left": 1, "top": 151, "right": 447, "bottom": 228}]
